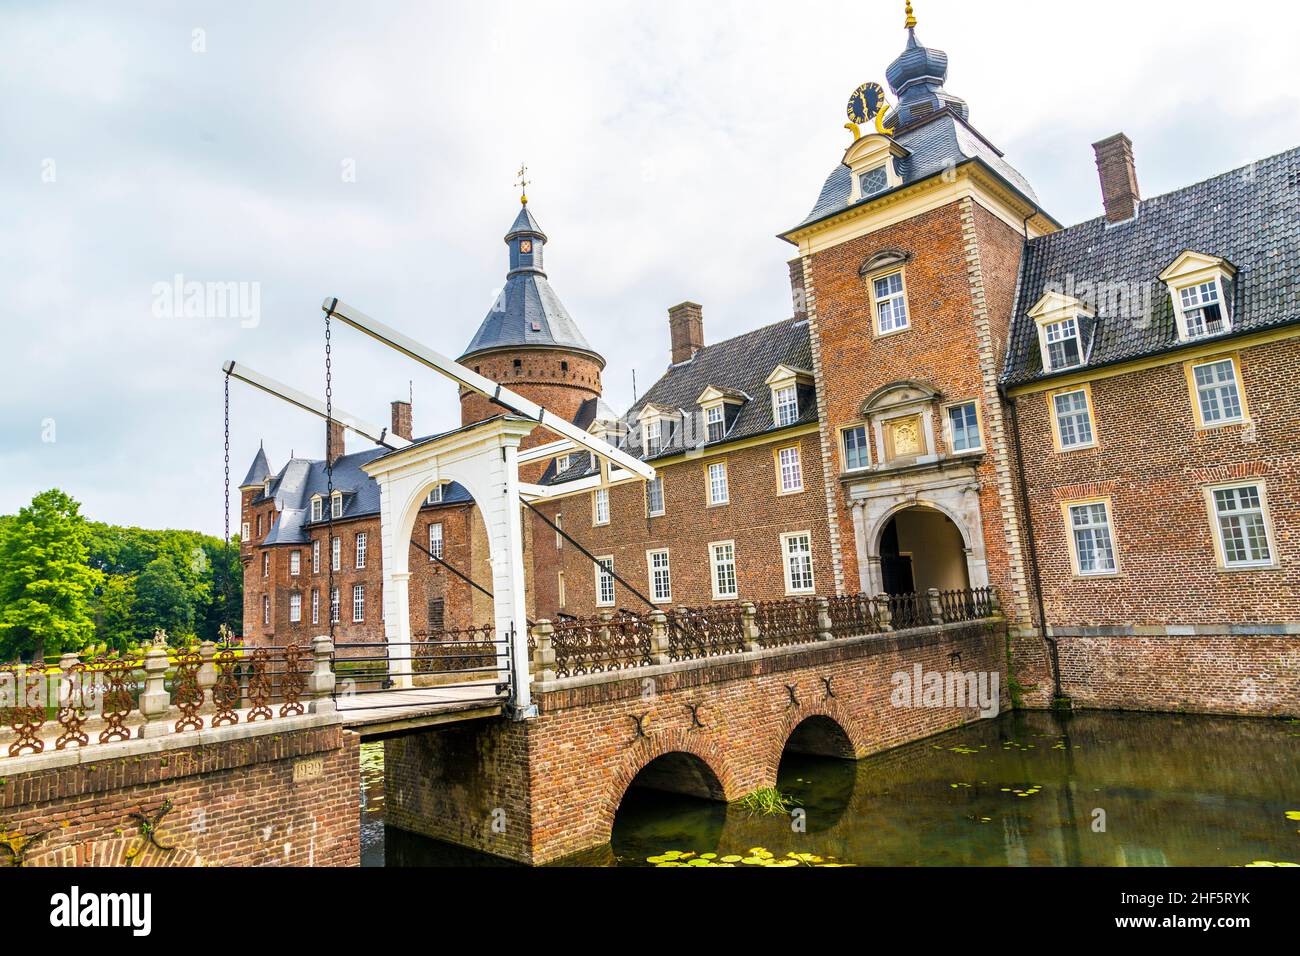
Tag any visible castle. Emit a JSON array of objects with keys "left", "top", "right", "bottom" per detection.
[{"left": 241, "top": 4, "right": 1300, "bottom": 714}]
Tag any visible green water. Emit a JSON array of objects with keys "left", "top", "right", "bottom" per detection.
[{"left": 360, "top": 710, "right": 1300, "bottom": 867}]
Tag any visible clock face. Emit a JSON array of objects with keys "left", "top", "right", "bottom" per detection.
[
  {"left": 519, "top": 239, "right": 533, "bottom": 254},
  {"left": 847, "top": 82, "right": 888, "bottom": 125}
]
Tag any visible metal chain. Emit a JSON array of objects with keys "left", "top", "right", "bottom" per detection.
[
  {"left": 325, "top": 310, "right": 335, "bottom": 643},
  {"left": 223, "top": 371, "right": 231, "bottom": 637}
]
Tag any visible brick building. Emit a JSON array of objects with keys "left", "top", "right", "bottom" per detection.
[{"left": 242, "top": 4, "right": 1298, "bottom": 711}]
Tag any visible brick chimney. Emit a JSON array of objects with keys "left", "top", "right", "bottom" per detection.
[
  {"left": 326, "top": 419, "right": 345, "bottom": 467},
  {"left": 390, "top": 400, "right": 412, "bottom": 441},
  {"left": 788, "top": 259, "right": 807, "bottom": 321},
  {"left": 1093, "top": 133, "right": 1140, "bottom": 224},
  {"left": 668, "top": 301, "right": 704, "bottom": 364}
]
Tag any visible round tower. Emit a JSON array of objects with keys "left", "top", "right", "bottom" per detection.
[{"left": 459, "top": 201, "right": 605, "bottom": 444}]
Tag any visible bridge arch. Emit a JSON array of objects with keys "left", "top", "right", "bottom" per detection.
[
  {"left": 766, "top": 700, "right": 868, "bottom": 781},
  {"left": 601, "top": 729, "right": 740, "bottom": 840}
]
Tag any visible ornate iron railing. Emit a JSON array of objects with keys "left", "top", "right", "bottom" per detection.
[
  {"left": 667, "top": 605, "right": 746, "bottom": 661},
  {"left": 412, "top": 625, "right": 498, "bottom": 674},
  {"left": 886, "top": 592, "right": 931, "bottom": 630},
  {"left": 0, "top": 641, "right": 314, "bottom": 759},
  {"left": 938, "top": 586, "right": 995, "bottom": 623},
  {"left": 827, "top": 592, "right": 883, "bottom": 636},
  {"left": 551, "top": 611, "right": 653, "bottom": 678},
  {"left": 753, "top": 598, "right": 820, "bottom": 648}
]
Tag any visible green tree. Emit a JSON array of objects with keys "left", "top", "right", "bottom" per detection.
[
  {"left": 0, "top": 489, "right": 102, "bottom": 661},
  {"left": 134, "top": 554, "right": 197, "bottom": 643},
  {"left": 93, "top": 571, "right": 139, "bottom": 651}
]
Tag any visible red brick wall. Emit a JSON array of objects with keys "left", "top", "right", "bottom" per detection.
[
  {"left": 1012, "top": 335, "right": 1300, "bottom": 625},
  {"left": 6, "top": 723, "right": 359, "bottom": 867},
  {"left": 385, "top": 619, "right": 1009, "bottom": 864},
  {"left": 528, "top": 430, "right": 834, "bottom": 618}
]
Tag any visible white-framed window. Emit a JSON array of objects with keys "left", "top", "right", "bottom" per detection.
[
  {"left": 774, "top": 385, "right": 799, "bottom": 427},
  {"left": 781, "top": 532, "right": 815, "bottom": 594},
  {"left": 428, "top": 522, "right": 444, "bottom": 560},
  {"left": 707, "top": 461, "right": 729, "bottom": 506},
  {"left": 710, "top": 541, "right": 738, "bottom": 600},
  {"left": 426, "top": 485, "right": 443, "bottom": 505},
  {"left": 355, "top": 532, "right": 367, "bottom": 569},
  {"left": 330, "top": 586, "right": 340, "bottom": 624},
  {"left": 310, "top": 496, "right": 323, "bottom": 522},
  {"left": 705, "top": 404, "right": 726, "bottom": 443},
  {"left": 289, "top": 550, "right": 301, "bottom": 576},
  {"left": 262, "top": 594, "right": 270, "bottom": 625},
  {"left": 331, "top": 536, "right": 341, "bottom": 572},
  {"left": 1042, "top": 317, "right": 1084, "bottom": 370},
  {"left": 777, "top": 445, "right": 804, "bottom": 494},
  {"left": 643, "top": 419, "right": 662, "bottom": 456},
  {"left": 330, "top": 492, "right": 343, "bottom": 519},
  {"left": 645, "top": 477, "right": 665, "bottom": 517},
  {"left": 1178, "top": 280, "right": 1229, "bottom": 339},
  {"left": 1052, "top": 388, "right": 1095, "bottom": 450},
  {"left": 289, "top": 591, "right": 302, "bottom": 623},
  {"left": 312, "top": 539, "right": 320, "bottom": 574},
  {"left": 1191, "top": 358, "right": 1244, "bottom": 425},
  {"left": 946, "top": 401, "right": 982, "bottom": 453},
  {"left": 557, "top": 571, "right": 566, "bottom": 608},
  {"left": 593, "top": 487, "right": 610, "bottom": 526},
  {"left": 1067, "top": 500, "right": 1117, "bottom": 576},
  {"left": 554, "top": 454, "right": 571, "bottom": 474},
  {"left": 873, "top": 271, "right": 909, "bottom": 334},
  {"left": 311, "top": 589, "right": 320, "bottom": 625},
  {"left": 841, "top": 424, "right": 870, "bottom": 471},
  {"left": 352, "top": 584, "right": 365, "bottom": 623},
  {"left": 262, "top": 552, "right": 269, "bottom": 577},
  {"left": 256, "top": 514, "right": 263, "bottom": 537},
  {"left": 555, "top": 513, "right": 564, "bottom": 548},
  {"left": 595, "top": 556, "right": 616, "bottom": 607},
  {"left": 241, "top": 521, "right": 250, "bottom": 542},
  {"left": 1209, "top": 483, "right": 1274, "bottom": 568},
  {"left": 859, "top": 164, "right": 889, "bottom": 198},
  {"left": 647, "top": 549, "right": 672, "bottom": 603},
  {"left": 264, "top": 477, "right": 272, "bottom": 498}
]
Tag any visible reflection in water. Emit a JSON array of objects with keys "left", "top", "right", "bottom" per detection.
[{"left": 360, "top": 711, "right": 1300, "bottom": 867}]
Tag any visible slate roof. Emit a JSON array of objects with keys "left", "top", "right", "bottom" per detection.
[
  {"left": 240, "top": 444, "right": 270, "bottom": 488},
  {"left": 1002, "top": 145, "right": 1300, "bottom": 386},
  {"left": 461, "top": 205, "right": 601, "bottom": 362},
  {"left": 541, "top": 316, "right": 817, "bottom": 485},
  {"left": 250, "top": 443, "right": 472, "bottom": 547},
  {"left": 783, "top": 111, "right": 1041, "bottom": 237}
]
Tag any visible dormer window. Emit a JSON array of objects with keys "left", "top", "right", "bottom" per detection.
[
  {"left": 330, "top": 491, "right": 343, "bottom": 519},
  {"left": 1043, "top": 317, "right": 1083, "bottom": 370},
  {"left": 1030, "top": 291, "right": 1094, "bottom": 373},
  {"left": 310, "top": 496, "right": 323, "bottom": 522},
  {"left": 705, "top": 405, "right": 725, "bottom": 443},
  {"left": 555, "top": 454, "right": 571, "bottom": 474},
  {"left": 1160, "top": 251, "right": 1236, "bottom": 343},
  {"left": 644, "top": 419, "right": 661, "bottom": 456},
  {"left": 263, "top": 478, "right": 272, "bottom": 498},
  {"left": 774, "top": 386, "right": 799, "bottom": 426},
  {"left": 859, "top": 165, "right": 889, "bottom": 198},
  {"left": 426, "top": 485, "right": 443, "bottom": 505}
]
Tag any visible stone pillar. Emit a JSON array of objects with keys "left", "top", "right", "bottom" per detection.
[
  {"left": 531, "top": 620, "right": 556, "bottom": 682},
  {"left": 649, "top": 611, "right": 671, "bottom": 665},
  {"left": 875, "top": 593, "right": 894, "bottom": 631},
  {"left": 814, "top": 595, "right": 833, "bottom": 641},
  {"left": 197, "top": 641, "right": 217, "bottom": 715},
  {"left": 988, "top": 588, "right": 1002, "bottom": 616},
  {"left": 927, "top": 587, "right": 945, "bottom": 626},
  {"left": 740, "top": 602, "right": 760, "bottom": 652},
  {"left": 308, "top": 635, "right": 336, "bottom": 715},
  {"left": 138, "top": 642, "right": 172, "bottom": 739}
]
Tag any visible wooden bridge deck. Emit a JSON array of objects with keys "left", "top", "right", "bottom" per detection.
[{"left": 336, "top": 679, "right": 506, "bottom": 738}]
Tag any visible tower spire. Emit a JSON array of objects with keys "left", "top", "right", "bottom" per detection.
[{"left": 905, "top": 0, "right": 916, "bottom": 29}]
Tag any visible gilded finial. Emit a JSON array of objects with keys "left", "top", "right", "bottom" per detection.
[
  {"left": 905, "top": 0, "right": 916, "bottom": 29},
  {"left": 515, "top": 163, "right": 531, "bottom": 205}
]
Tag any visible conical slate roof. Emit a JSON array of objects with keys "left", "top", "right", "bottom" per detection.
[
  {"left": 240, "top": 443, "right": 271, "bottom": 488},
  {"left": 460, "top": 204, "right": 603, "bottom": 366}
]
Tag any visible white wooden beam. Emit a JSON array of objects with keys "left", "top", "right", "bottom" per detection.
[
  {"left": 223, "top": 360, "right": 410, "bottom": 450},
  {"left": 516, "top": 437, "right": 579, "bottom": 465},
  {"left": 321, "top": 298, "right": 654, "bottom": 481}
]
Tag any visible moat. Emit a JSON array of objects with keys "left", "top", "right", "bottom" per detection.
[{"left": 360, "top": 710, "right": 1299, "bottom": 867}]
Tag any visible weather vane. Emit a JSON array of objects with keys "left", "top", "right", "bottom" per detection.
[
  {"left": 905, "top": 0, "right": 917, "bottom": 29},
  {"left": 516, "top": 163, "right": 531, "bottom": 205}
]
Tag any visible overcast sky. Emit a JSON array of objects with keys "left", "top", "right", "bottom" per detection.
[{"left": 2, "top": 0, "right": 1297, "bottom": 536}]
